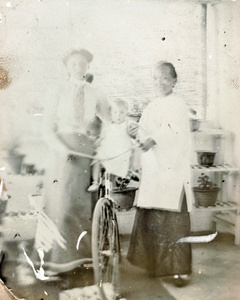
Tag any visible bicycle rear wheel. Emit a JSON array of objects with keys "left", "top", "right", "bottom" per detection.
[{"left": 92, "top": 197, "right": 120, "bottom": 297}]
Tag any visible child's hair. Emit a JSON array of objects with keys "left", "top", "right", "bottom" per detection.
[
  {"left": 155, "top": 61, "right": 177, "bottom": 80},
  {"left": 110, "top": 98, "right": 129, "bottom": 112},
  {"left": 63, "top": 48, "right": 93, "bottom": 66}
]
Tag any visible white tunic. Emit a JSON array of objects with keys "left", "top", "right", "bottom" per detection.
[{"left": 137, "top": 93, "right": 192, "bottom": 212}]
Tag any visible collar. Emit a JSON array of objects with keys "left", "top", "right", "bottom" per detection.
[{"left": 69, "top": 78, "right": 87, "bottom": 88}]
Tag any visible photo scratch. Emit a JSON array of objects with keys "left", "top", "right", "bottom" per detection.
[
  {"left": 177, "top": 232, "right": 218, "bottom": 244},
  {"left": 76, "top": 231, "right": 87, "bottom": 250},
  {"left": 21, "top": 247, "right": 49, "bottom": 281}
]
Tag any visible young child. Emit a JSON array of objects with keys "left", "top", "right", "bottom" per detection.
[{"left": 88, "top": 98, "right": 133, "bottom": 191}]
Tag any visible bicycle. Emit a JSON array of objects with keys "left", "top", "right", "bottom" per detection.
[{"left": 91, "top": 168, "right": 138, "bottom": 299}]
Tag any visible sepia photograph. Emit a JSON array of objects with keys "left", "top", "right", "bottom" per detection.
[{"left": 0, "top": 0, "right": 240, "bottom": 299}]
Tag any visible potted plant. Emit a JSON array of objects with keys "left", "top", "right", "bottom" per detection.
[
  {"left": 2, "top": 143, "right": 25, "bottom": 174},
  {"left": 192, "top": 173, "right": 221, "bottom": 207},
  {"left": 110, "top": 174, "right": 139, "bottom": 211}
]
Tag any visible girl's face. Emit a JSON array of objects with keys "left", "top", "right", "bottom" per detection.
[
  {"left": 66, "top": 54, "right": 89, "bottom": 81},
  {"left": 153, "top": 65, "right": 176, "bottom": 97},
  {"left": 111, "top": 106, "right": 128, "bottom": 124}
]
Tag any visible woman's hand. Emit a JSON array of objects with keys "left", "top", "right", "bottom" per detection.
[
  {"left": 127, "top": 122, "right": 139, "bottom": 138},
  {"left": 140, "top": 138, "right": 156, "bottom": 152},
  {"left": 94, "top": 137, "right": 102, "bottom": 147}
]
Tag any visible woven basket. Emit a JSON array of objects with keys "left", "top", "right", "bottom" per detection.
[
  {"left": 110, "top": 187, "right": 138, "bottom": 211},
  {"left": 192, "top": 187, "right": 220, "bottom": 207}
]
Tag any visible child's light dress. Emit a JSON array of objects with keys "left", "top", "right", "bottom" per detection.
[{"left": 96, "top": 121, "right": 132, "bottom": 178}]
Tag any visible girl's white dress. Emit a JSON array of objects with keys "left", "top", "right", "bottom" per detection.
[{"left": 96, "top": 122, "right": 132, "bottom": 178}]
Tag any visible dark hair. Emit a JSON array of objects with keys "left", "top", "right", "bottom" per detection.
[
  {"left": 155, "top": 61, "right": 177, "bottom": 80},
  {"left": 63, "top": 48, "right": 93, "bottom": 65}
]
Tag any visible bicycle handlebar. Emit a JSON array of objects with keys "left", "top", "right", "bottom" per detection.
[{"left": 68, "top": 141, "right": 141, "bottom": 162}]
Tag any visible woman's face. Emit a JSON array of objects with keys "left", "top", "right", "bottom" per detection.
[
  {"left": 153, "top": 65, "right": 176, "bottom": 97},
  {"left": 66, "top": 54, "right": 89, "bottom": 81}
]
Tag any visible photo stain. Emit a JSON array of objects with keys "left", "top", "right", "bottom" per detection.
[
  {"left": 161, "top": 37, "right": 166, "bottom": 41},
  {"left": 0, "top": 66, "right": 12, "bottom": 89}
]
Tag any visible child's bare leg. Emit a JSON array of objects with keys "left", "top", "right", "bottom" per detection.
[{"left": 92, "top": 162, "right": 100, "bottom": 184}]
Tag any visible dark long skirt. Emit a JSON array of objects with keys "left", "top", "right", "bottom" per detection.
[
  {"left": 127, "top": 195, "right": 192, "bottom": 277},
  {"left": 39, "top": 133, "right": 94, "bottom": 265}
]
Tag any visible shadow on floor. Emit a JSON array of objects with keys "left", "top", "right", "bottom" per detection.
[
  {"left": 1, "top": 233, "right": 239, "bottom": 300},
  {"left": 1, "top": 236, "right": 176, "bottom": 300}
]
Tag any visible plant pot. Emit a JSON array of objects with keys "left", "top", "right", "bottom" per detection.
[
  {"left": 21, "top": 164, "right": 36, "bottom": 175},
  {"left": 192, "top": 187, "right": 220, "bottom": 207},
  {"left": 196, "top": 151, "right": 216, "bottom": 166},
  {"left": 189, "top": 119, "right": 201, "bottom": 132},
  {"left": 4, "top": 154, "right": 25, "bottom": 174},
  {"left": 0, "top": 199, "right": 8, "bottom": 214},
  {"left": 110, "top": 187, "right": 138, "bottom": 211}
]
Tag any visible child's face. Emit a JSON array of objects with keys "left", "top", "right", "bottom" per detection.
[
  {"left": 66, "top": 54, "right": 88, "bottom": 81},
  {"left": 154, "top": 65, "right": 176, "bottom": 97},
  {"left": 111, "top": 106, "right": 128, "bottom": 124}
]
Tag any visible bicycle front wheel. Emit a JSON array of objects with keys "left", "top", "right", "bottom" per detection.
[{"left": 92, "top": 197, "right": 120, "bottom": 294}]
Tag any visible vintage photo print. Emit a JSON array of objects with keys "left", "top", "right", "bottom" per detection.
[{"left": 0, "top": 0, "right": 240, "bottom": 299}]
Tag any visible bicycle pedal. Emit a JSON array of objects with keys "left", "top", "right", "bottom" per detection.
[
  {"left": 101, "top": 250, "right": 113, "bottom": 256},
  {"left": 115, "top": 295, "right": 126, "bottom": 300},
  {"left": 83, "top": 263, "right": 94, "bottom": 268}
]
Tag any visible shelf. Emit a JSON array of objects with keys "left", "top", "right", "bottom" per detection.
[
  {"left": 191, "top": 129, "right": 240, "bottom": 244},
  {"left": 191, "top": 165, "right": 239, "bottom": 174},
  {"left": 192, "top": 129, "right": 230, "bottom": 136},
  {"left": 213, "top": 212, "right": 235, "bottom": 225},
  {"left": 193, "top": 202, "right": 240, "bottom": 211}
]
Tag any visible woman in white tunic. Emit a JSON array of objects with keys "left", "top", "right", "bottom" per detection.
[{"left": 127, "top": 61, "right": 192, "bottom": 286}]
